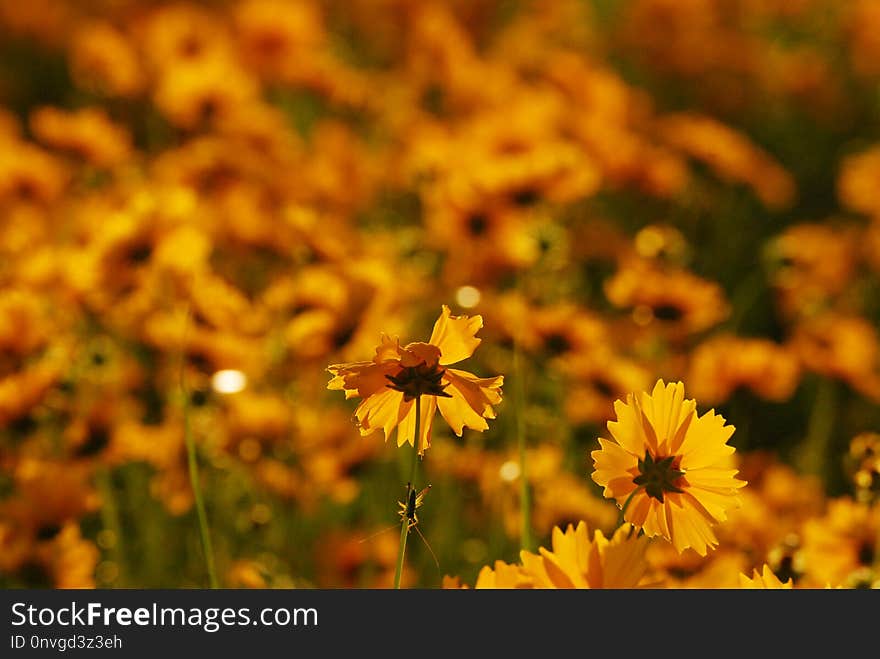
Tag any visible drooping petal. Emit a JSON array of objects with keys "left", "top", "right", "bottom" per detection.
[
  {"left": 327, "top": 360, "right": 399, "bottom": 399},
  {"left": 437, "top": 368, "right": 503, "bottom": 436},
  {"left": 353, "top": 388, "right": 407, "bottom": 441},
  {"left": 429, "top": 304, "right": 484, "bottom": 365}
]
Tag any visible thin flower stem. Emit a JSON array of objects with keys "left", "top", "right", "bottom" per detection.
[
  {"left": 393, "top": 395, "right": 421, "bottom": 589},
  {"left": 183, "top": 378, "right": 220, "bottom": 589},
  {"left": 513, "top": 338, "right": 533, "bottom": 552},
  {"left": 179, "top": 305, "right": 219, "bottom": 589},
  {"left": 798, "top": 377, "right": 837, "bottom": 485},
  {"left": 96, "top": 468, "right": 127, "bottom": 586},
  {"left": 617, "top": 486, "right": 642, "bottom": 528}
]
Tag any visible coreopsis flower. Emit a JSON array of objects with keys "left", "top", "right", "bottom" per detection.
[
  {"left": 687, "top": 334, "right": 801, "bottom": 405},
  {"left": 739, "top": 564, "right": 793, "bottom": 589},
  {"left": 656, "top": 112, "right": 796, "bottom": 209},
  {"left": 519, "top": 522, "right": 650, "bottom": 589},
  {"left": 604, "top": 258, "right": 730, "bottom": 338},
  {"left": 327, "top": 306, "right": 503, "bottom": 454},
  {"left": 800, "top": 498, "right": 880, "bottom": 588},
  {"left": 471, "top": 521, "right": 649, "bottom": 589},
  {"left": 591, "top": 379, "right": 747, "bottom": 556}
]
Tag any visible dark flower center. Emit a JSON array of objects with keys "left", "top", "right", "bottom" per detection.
[
  {"left": 633, "top": 452, "right": 685, "bottom": 503},
  {"left": 466, "top": 213, "right": 490, "bottom": 237},
  {"left": 511, "top": 187, "right": 541, "bottom": 207},
  {"left": 36, "top": 524, "right": 62, "bottom": 542},
  {"left": 544, "top": 332, "right": 572, "bottom": 356},
  {"left": 592, "top": 376, "right": 615, "bottom": 398},
  {"left": 385, "top": 361, "right": 452, "bottom": 402},
  {"left": 857, "top": 541, "right": 875, "bottom": 567},
  {"left": 75, "top": 426, "right": 111, "bottom": 458},
  {"left": 652, "top": 304, "right": 684, "bottom": 322}
]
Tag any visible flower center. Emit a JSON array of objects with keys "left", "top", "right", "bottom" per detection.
[
  {"left": 385, "top": 361, "right": 452, "bottom": 402},
  {"left": 652, "top": 304, "right": 684, "bottom": 322},
  {"left": 633, "top": 452, "right": 686, "bottom": 503}
]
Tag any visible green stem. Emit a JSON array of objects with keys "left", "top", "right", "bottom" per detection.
[
  {"left": 617, "top": 486, "right": 642, "bottom": 528},
  {"left": 181, "top": 368, "right": 219, "bottom": 589},
  {"left": 513, "top": 344, "right": 533, "bottom": 552},
  {"left": 797, "top": 377, "right": 837, "bottom": 484},
  {"left": 96, "top": 468, "right": 127, "bottom": 587},
  {"left": 393, "top": 396, "right": 421, "bottom": 589}
]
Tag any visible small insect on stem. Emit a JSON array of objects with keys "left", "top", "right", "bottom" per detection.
[
  {"left": 360, "top": 483, "right": 439, "bottom": 569},
  {"left": 398, "top": 484, "right": 439, "bottom": 569},
  {"left": 399, "top": 483, "right": 431, "bottom": 531}
]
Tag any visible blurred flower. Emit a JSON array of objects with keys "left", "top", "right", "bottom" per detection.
[
  {"left": 30, "top": 107, "right": 132, "bottom": 169},
  {"left": 70, "top": 22, "right": 144, "bottom": 97},
  {"left": 605, "top": 258, "right": 730, "bottom": 338},
  {"left": 687, "top": 334, "right": 801, "bottom": 404},
  {"left": 766, "top": 222, "right": 859, "bottom": 318},
  {"left": 791, "top": 314, "right": 880, "bottom": 400},
  {"left": 591, "top": 379, "right": 746, "bottom": 555},
  {"left": 838, "top": 144, "right": 880, "bottom": 216},
  {"left": 657, "top": 112, "right": 796, "bottom": 209},
  {"left": 848, "top": 433, "right": 880, "bottom": 504},
  {"left": 800, "top": 498, "right": 879, "bottom": 588}
]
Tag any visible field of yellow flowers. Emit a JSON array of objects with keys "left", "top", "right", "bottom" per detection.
[{"left": 1, "top": 0, "right": 880, "bottom": 590}]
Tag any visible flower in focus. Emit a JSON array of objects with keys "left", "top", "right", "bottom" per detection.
[
  {"left": 327, "top": 305, "right": 503, "bottom": 454},
  {"left": 519, "top": 522, "right": 650, "bottom": 589},
  {"left": 591, "top": 379, "right": 746, "bottom": 556},
  {"left": 471, "top": 521, "right": 650, "bottom": 589},
  {"left": 738, "top": 564, "right": 793, "bottom": 589}
]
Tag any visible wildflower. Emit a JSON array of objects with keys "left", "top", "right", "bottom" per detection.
[
  {"left": 69, "top": 22, "right": 143, "bottom": 97},
  {"left": 472, "top": 521, "right": 650, "bottom": 588},
  {"left": 591, "top": 379, "right": 746, "bottom": 555},
  {"left": 520, "top": 522, "right": 650, "bottom": 588},
  {"left": 656, "top": 112, "right": 796, "bottom": 209},
  {"left": 327, "top": 305, "right": 503, "bottom": 454},
  {"left": 791, "top": 314, "right": 880, "bottom": 401},
  {"left": 687, "top": 335, "right": 801, "bottom": 405},
  {"left": 800, "top": 498, "right": 879, "bottom": 588},
  {"left": 30, "top": 107, "right": 132, "bottom": 169},
  {"left": 766, "top": 222, "right": 858, "bottom": 318},
  {"left": 605, "top": 258, "right": 730, "bottom": 338},
  {"left": 739, "top": 564, "right": 793, "bottom": 589}
]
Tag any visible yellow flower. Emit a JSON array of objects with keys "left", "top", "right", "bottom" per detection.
[
  {"left": 519, "top": 522, "right": 650, "bottom": 589},
  {"left": 471, "top": 521, "right": 650, "bottom": 589},
  {"left": 739, "top": 565, "right": 793, "bottom": 589},
  {"left": 327, "top": 305, "right": 503, "bottom": 454},
  {"left": 591, "top": 379, "right": 746, "bottom": 556}
]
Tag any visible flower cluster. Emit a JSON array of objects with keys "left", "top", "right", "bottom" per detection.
[{"left": 0, "top": 0, "right": 879, "bottom": 589}]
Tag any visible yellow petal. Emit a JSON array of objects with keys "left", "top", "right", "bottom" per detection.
[
  {"left": 429, "top": 304, "right": 484, "bottom": 365},
  {"left": 437, "top": 368, "right": 503, "bottom": 436},
  {"left": 395, "top": 395, "right": 438, "bottom": 454},
  {"left": 354, "top": 388, "right": 406, "bottom": 440}
]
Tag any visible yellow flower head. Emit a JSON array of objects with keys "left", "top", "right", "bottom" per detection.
[
  {"left": 739, "top": 565, "right": 793, "bottom": 589},
  {"left": 327, "top": 305, "right": 503, "bottom": 454},
  {"left": 591, "top": 380, "right": 746, "bottom": 556},
  {"left": 519, "top": 522, "right": 650, "bottom": 589},
  {"left": 472, "top": 521, "right": 650, "bottom": 589}
]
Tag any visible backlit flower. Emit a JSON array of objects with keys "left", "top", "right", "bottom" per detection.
[
  {"left": 471, "top": 521, "right": 650, "bottom": 589},
  {"left": 328, "top": 305, "right": 503, "bottom": 454},
  {"left": 591, "top": 379, "right": 746, "bottom": 555}
]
